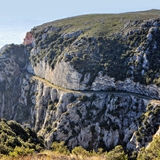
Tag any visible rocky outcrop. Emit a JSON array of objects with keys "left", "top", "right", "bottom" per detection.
[
  {"left": 13, "top": 75, "right": 151, "bottom": 150},
  {"left": 127, "top": 100, "right": 160, "bottom": 151},
  {"left": 28, "top": 59, "right": 83, "bottom": 90},
  {"left": 26, "top": 17, "right": 160, "bottom": 100},
  {"left": 0, "top": 50, "right": 158, "bottom": 151},
  {"left": 23, "top": 32, "right": 34, "bottom": 46},
  {"left": 17, "top": 76, "right": 160, "bottom": 151},
  {"left": 27, "top": 59, "right": 160, "bottom": 99},
  {"left": 61, "top": 30, "right": 83, "bottom": 39}
]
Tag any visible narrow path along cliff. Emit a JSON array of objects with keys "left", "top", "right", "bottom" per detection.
[
  {"left": 30, "top": 73, "right": 159, "bottom": 101},
  {"left": 27, "top": 72, "right": 160, "bottom": 151}
]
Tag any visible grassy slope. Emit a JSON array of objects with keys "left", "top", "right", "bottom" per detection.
[{"left": 35, "top": 9, "right": 160, "bottom": 37}]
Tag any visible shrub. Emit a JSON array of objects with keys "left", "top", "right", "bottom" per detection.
[
  {"left": 153, "top": 78, "right": 160, "bottom": 86},
  {"left": 0, "top": 119, "right": 44, "bottom": 155},
  {"left": 9, "top": 146, "right": 34, "bottom": 157},
  {"left": 106, "top": 145, "right": 128, "bottom": 160},
  {"left": 78, "top": 95, "right": 88, "bottom": 102},
  {"left": 72, "top": 146, "right": 91, "bottom": 157},
  {"left": 51, "top": 141, "right": 70, "bottom": 155},
  {"left": 48, "top": 100, "right": 53, "bottom": 105},
  {"left": 0, "top": 144, "right": 10, "bottom": 154},
  {"left": 137, "top": 136, "right": 160, "bottom": 160},
  {"left": 5, "top": 136, "right": 21, "bottom": 148},
  {"left": 8, "top": 120, "right": 28, "bottom": 141},
  {"left": 48, "top": 104, "right": 56, "bottom": 110},
  {"left": 48, "top": 100, "right": 57, "bottom": 110}
]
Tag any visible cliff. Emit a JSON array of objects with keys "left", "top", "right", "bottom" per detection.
[{"left": 0, "top": 9, "right": 160, "bottom": 155}]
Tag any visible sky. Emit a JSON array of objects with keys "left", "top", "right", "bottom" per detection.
[{"left": 0, "top": 0, "right": 160, "bottom": 48}]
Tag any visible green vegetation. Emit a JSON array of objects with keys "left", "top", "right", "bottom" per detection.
[
  {"left": 45, "top": 143, "right": 128, "bottom": 160},
  {"left": 0, "top": 119, "right": 128, "bottom": 159},
  {"left": 0, "top": 119, "right": 43, "bottom": 155},
  {"left": 51, "top": 141, "right": 70, "bottom": 155},
  {"left": 34, "top": 9, "right": 160, "bottom": 37},
  {"left": 78, "top": 94, "right": 89, "bottom": 102},
  {"left": 0, "top": 44, "right": 28, "bottom": 67},
  {"left": 28, "top": 10, "right": 160, "bottom": 86},
  {"left": 135, "top": 103, "right": 160, "bottom": 145},
  {"left": 0, "top": 130, "right": 127, "bottom": 159},
  {"left": 9, "top": 146, "right": 34, "bottom": 157},
  {"left": 0, "top": 122, "right": 160, "bottom": 160},
  {"left": 106, "top": 145, "right": 128, "bottom": 160},
  {"left": 137, "top": 135, "right": 160, "bottom": 160},
  {"left": 29, "top": 30, "right": 77, "bottom": 69},
  {"left": 47, "top": 100, "right": 57, "bottom": 111}
]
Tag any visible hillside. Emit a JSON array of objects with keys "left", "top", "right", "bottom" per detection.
[
  {"left": 27, "top": 10, "right": 160, "bottom": 97},
  {"left": 0, "top": 10, "right": 160, "bottom": 159}
]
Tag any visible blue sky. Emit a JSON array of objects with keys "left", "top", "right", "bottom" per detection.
[
  {"left": 1, "top": 0, "right": 160, "bottom": 20},
  {"left": 0, "top": 0, "right": 160, "bottom": 48}
]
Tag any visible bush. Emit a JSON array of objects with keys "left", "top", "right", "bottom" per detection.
[
  {"left": 0, "top": 144, "right": 10, "bottom": 154},
  {"left": 106, "top": 145, "right": 128, "bottom": 160},
  {"left": 51, "top": 141, "right": 70, "bottom": 155},
  {"left": 8, "top": 121, "right": 28, "bottom": 141},
  {"left": 9, "top": 146, "right": 34, "bottom": 157},
  {"left": 137, "top": 136, "right": 160, "bottom": 160},
  {"left": 78, "top": 95, "right": 88, "bottom": 102},
  {"left": 48, "top": 104, "right": 56, "bottom": 110},
  {"left": 0, "top": 119, "right": 44, "bottom": 155},
  {"left": 72, "top": 146, "right": 91, "bottom": 157},
  {"left": 72, "top": 146, "right": 105, "bottom": 158},
  {"left": 5, "top": 136, "right": 21, "bottom": 148},
  {"left": 153, "top": 78, "right": 160, "bottom": 86}
]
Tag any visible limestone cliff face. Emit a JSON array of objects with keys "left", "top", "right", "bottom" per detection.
[
  {"left": 0, "top": 44, "right": 159, "bottom": 152},
  {"left": 2, "top": 74, "right": 158, "bottom": 151},
  {"left": 28, "top": 59, "right": 83, "bottom": 90},
  {"left": 28, "top": 59, "right": 160, "bottom": 100},
  {"left": 0, "top": 45, "right": 30, "bottom": 123},
  {"left": 0, "top": 11, "right": 160, "bottom": 152},
  {"left": 27, "top": 17, "right": 160, "bottom": 100}
]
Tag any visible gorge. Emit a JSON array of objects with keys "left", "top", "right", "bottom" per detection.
[{"left": 0, "top": 9, "right": 160, "bottom": 159}]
